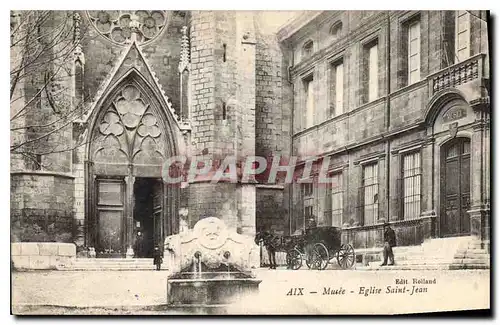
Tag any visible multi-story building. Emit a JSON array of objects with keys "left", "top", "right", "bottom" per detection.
[
  {"left": 10, "top": 10, "right": 490, "bottom": 260},
  {"left": 278, "top": 10, "right": 490, "bottom": 249}
]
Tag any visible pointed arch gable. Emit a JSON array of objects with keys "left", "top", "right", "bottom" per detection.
[
  {"left": 87, "top": 69, "right": 179, "bottom": 163},
  {"left": 88, "top": 70, "right": 179, "bottom": 173}
]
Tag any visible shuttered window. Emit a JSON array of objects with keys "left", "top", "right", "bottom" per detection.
[
  {"left": 408, "top": 20, "right": 421, "bottom": 84},
  {"left": 329, "top": 61, "right": 344, "bottom": 117},
  {"left": 302, "top": 182, "right": 314, "bottom": 221},
  {"left": 304, "top": 76, "right": 315, "bottom": 128},
  {"left": 363, "top": 163, "right": 379, "bottom": 225},
  {"left": 455, "top": 11, "right": 470, "bottom": 62},
  {"left": 402, "top": 151, "right": 422, "bottom": 220},
  {"left": 368, "top": 43, "right": 378, "bottom": 102},
  {"left": 330, "top": 172, "right": 343, "bottom": 227}
]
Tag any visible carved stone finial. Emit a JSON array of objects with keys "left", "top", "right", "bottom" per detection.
[
  {"left": 73, "top": 12, "right": 81, "bottom": 43},
  {"left": 73, "top": 12, "right": 85, "bottom": 64},
  {"left": 129, "top": 14, "right": 140, "bottom": 42},
  {"left": 178, "top": 25, "right": 190, "bottom": 73}
]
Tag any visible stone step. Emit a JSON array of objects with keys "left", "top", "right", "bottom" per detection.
[
  {"left": 454, "top": 251, "right": 490, "bottom": 259},
  {"left": 454, "top": 249, "right": 489, "bottom": 255},
  {"left": 57, "top": 264, "right": 160, "bottom": 270},
  {"left": 395, "top": 254, "right": 451, "bottom": 260},
  {"left": 74, "top": 258, "right": 153, "bottom": 263},
  {"left": 451, "top": 258, "right": 489, "bottom": 264},
  {"left": 58, "top": 267, "right": 162, "bottom": 271},
  {"left": 422, "top": 237, "right": 474, "bottom": 248},
  {"left": 364, "top": 264, "right": 451, "bottom": 271},
  {"left": 56, "top": 258, "right": 160, "bottom": 271},
  {"left": 467, "top": 243, "right": 485, "bottom": 249},
  {"left": 388, "top": 259, "right": 453, "bottom": 265},
  {"left": 361, "top": 236, "right": 490, "bottom": 271},
  {"left": 59, "top": 264, "right": 156, "bottom": 268},
  {"left": 449, "top": 263, "right": 490, "bottom": 270},
  {"left": 71, "top": 261, "right": 154, "bottom": 265}
]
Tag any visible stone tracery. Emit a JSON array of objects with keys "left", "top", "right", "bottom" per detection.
[
  {"left": 91, "top": 83, "right": 165, "bottom": 166},
  {"left": 87, "top": 10, "right": 167, "bottom": 45}
]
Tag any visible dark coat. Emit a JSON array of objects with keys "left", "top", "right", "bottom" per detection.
[
  {"left": 384, "top": 227, "right": 397, "bottom": 247},
  {"left": 153, "top": 249, "right": 163, "bottom": 265}
]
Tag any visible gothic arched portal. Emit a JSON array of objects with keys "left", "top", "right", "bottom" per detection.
[{"left": 86, "top": 74, "right": 178, "bottom": 258}]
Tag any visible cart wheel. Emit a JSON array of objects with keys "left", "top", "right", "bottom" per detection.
[
  {"left": 307, "top": 243, "right": 329, "bottom": 270},
  {"left": 337, "top": 244, "right": 355, "bottom": 269},
  {"left": 304, "top": 243, "right": 314, "bottom": 269},
  {"left": 286, "top": 248, "right": 302, "bottom": 270}
]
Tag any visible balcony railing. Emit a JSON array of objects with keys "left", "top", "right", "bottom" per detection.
[{"left": 430, "top": 54, "right": 486, "bottom": 95}]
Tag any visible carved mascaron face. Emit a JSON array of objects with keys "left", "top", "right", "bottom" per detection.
[
  {"left": 203, "top": 223, "right": 221, "bottom": 241},
  {"left": 193, "top": 217, "right": 228, "bottom": 250}
]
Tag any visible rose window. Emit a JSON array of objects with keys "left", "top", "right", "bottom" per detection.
[{"left": 87, "top": 10, "right": 167, "bottom": 45}]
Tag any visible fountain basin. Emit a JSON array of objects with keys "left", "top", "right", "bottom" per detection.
[
  {"left": 167, "top": 272, "right": 261, "bottom": 306},
  {"left": 163, "top": 217, "right": 262, "bottom": 313}
]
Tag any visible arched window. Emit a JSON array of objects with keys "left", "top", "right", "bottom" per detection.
[
  {"left": 302, "top": 40, "right": 314, "bottom": 59},
  {"left": 330, "top": 21, "right": 343, "bottom": 40}
]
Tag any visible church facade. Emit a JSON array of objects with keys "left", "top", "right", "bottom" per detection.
[
  {"left": 10, "top": 10, "right": 292, "bottom": 257},
  {"left": 10, "top": 10, "right": 490, "bottom": 258}
]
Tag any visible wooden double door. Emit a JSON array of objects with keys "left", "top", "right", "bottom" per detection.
[
  {"left": 94, "top": 177, "right": 165, "bottom": 258},
  {"left": 440, "top": 138, "right": 471, "bottom": 237}
]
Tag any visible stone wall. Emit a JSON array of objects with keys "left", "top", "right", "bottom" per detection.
[
  {"left": 253, "top": 16, "right": 292, "bottom": 234},
  {"left": 255, "top": 187, "right": 288, "bottom": 233},
  {"left": 11, "top": 242, "right": 76, "bottom": 270},
  {"left": 189, "top": 10, "right": 217, "bottom": 154},
  {"left": 186, "top": 11, "right": 259, "bottom": 236},
  {"left": 11, "top": 172, "right": 75, "bottom": 240}
]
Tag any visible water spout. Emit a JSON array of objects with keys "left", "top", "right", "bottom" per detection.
[
  {"left": 223, "top": 251, "right": 231, "bottom": 279},
  {"left": 194, "top": 251, "right": 202, "bottom": 278}
]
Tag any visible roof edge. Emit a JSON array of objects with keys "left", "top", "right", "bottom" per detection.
[{"left": 276, "top": 11, "right": 324, "bottom": 43}]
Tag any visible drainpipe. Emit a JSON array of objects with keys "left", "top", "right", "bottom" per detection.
[
  {"left": 385, "top": 13, "right": 391, "bottom": 223},
  {"left": 286, "top": 44, "right": 295, "bottom": 236}
]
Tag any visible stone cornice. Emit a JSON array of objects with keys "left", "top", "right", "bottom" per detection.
[
  {"left": 342, "top": 215, "right": 436, "bottom": 231},
  {"left": 289, "top": 12, "right": 388, "bottom": 77},
  {"left": 353, "top": 151, "right": 386, "bottom": 166},
  {"left": 293, "top": 96, "right": 386, "bottom": 138},
  {"left": 277, "top": 11, "right": 324, "bottom": 43},
  {"left": 11, "top": 170, "right": 75, "bottom": 179},
  {"left": 390, "top": 140, "right": 426, "bottom": 155}
]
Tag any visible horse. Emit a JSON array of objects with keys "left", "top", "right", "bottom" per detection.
[{"left": 255, "top": 231, "right": 299, "bottom": 269}]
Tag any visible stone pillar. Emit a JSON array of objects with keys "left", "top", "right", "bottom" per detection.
[
  {"left": 377, "top": 156, "right": 387, "bottom": 223},
  {"left": 468, "top": 112, "right": 489, "bottom": 242},
  {"left": 421, "top": 139, "right": 435, "bottom": 214},
  {"left": 239, "top": 184, "right": 256, "bottom": 236},
  {"left": 350, "top": 163, "right": 361, "bottom": 226},
  {"left": 235, "top": 12, "right": 257, "bottom": 237},
  {"left": 471, "top": 123, "right": 484, "bottom": 208},
  {"left": 468, "top": 121, "right": 484, "bottom": 240},
  {"left": 186, "top": 11, "right": 217, "bottom": 226},
  {"left": 388, "top": 151, "right": 400, "bottom": 221},
  {"left": 125, "top": 170, "right": 135, "bottom": 257}
]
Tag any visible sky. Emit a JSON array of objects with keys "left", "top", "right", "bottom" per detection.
[{"left": 256, "top": 11, "right": 303, "bottom": 34}]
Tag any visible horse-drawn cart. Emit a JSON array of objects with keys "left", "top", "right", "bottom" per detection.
[{"left": 285, "top": 226, "right": 355, "bottom": 270}]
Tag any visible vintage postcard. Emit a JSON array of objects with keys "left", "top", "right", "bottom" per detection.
[{"left": 10, "top": 9, "right": 490, "bottom": 315}]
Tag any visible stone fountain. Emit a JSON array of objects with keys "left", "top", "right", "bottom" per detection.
[{"left": 164, "top": 217, "right": 261, "bottom": 314}]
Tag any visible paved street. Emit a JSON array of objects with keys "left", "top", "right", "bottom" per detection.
[{"left": 12, "top": 268, "right": 490, "bottom": 315}]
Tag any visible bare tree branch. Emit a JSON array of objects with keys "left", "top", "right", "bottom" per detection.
[{"left": 10, "top": 11, "right": 94, "bottom": 161}]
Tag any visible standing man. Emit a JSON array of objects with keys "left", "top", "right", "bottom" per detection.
[
  {"left": 134, "top": 231, "right": 144, "bottom": 258},
  {"left": 381, "top": 222, "right": 396, "bottom": 266},
  {"left": 153, "top": 246, "right": 163, "bottom": 271}
]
